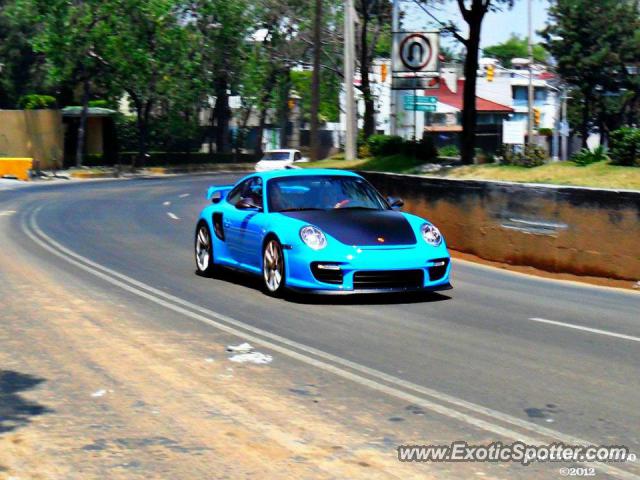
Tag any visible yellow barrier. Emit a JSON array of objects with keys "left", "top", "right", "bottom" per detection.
[{"left": 0, "top": 158, "right": 33, "bottom": 181}]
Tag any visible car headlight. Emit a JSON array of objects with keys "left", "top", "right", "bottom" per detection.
[
  {"left": 300, "top": 225, "right": 327, "bottom": 250},
  {"left": 420, "top": 223, "right": 442, "bottom": 246}
]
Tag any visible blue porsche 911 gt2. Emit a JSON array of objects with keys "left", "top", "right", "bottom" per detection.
[{"left": 195, "top": 169, "right": 451, "bottom": 296}]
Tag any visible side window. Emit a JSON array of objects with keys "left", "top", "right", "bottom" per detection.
[
  {"left": 247, "top": 177, "right": 263, "bottom": 208},
  {"left": 227, "top": 178, "right": 263, "bottom": 209},
  {"left": 294, "top": 152, "right": 302, "bottom": 161},
  {"left": 226, "top": 180, "right": 248, "bottom": 206}
]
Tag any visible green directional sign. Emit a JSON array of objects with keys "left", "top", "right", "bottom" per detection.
[
  {"left": 403, "top": 95, "right": 438, "bottom": 111},
  {"left": 415, "top": 104, "right": 437, "bottom": 112}
]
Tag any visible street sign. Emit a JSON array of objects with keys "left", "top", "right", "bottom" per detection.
[
  {"left": 392, "top": 32, "right": 439, "bottom": 74},
  {"left": 403, "top": 96, "right": 437, "bottom": 106},
  {"left": 503, "top": 120, "right": 526, "bottom": 145},
  {"left": 403, "top": 96, "right": 438, "bottom": 111},
  {"left": 391, "top": 75, "right": 440, "bottom": 90}
]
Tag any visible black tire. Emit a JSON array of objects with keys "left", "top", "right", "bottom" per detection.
[
  {"left": 262, "top": 237, "right": 286, "bottom": 296},
  {"left": 195, "top": 222, "right": 216, "bottom": 277}
]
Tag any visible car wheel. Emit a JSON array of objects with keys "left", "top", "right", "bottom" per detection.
[
  {"left": 195, "top": 222, "right": 215, "bottom": 276},
  {"left": 262, "top": 237, "right": 286, "bottom": 296}
]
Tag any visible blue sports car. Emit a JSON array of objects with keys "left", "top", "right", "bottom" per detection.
[{"left": 195, "top": 169, "right": 451, "bottom": 296}]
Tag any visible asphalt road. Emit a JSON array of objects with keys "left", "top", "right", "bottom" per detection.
[{"left": 1, "top": 174, "right": 639, "bottom": 479}]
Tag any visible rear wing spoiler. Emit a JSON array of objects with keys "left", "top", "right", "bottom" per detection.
[{"left": 206, "top": 185, "right": 233, "bottom": 202}]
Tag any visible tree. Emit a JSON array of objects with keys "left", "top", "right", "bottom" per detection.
[
  {"left": 290, "top": 70, "right": 340, "bottom": 123},
  {"left": 319, "top": 0, "right": 391, "bottom": 141},
  {"left": 95, "top": 0, "right": 203, "bottom": 166},
  {"left": 310, "top": 0, "right": 323, "bottom": 161},
  {"left": 186, "top": 0, "right": 253, "bottom": 154},
  {"left": 355, "top": 0, "right": 392, "bottom": 139},
  {"left": 11, "top": 0, "right": 108, "bottom": 166},
  {"left": 483, "top": 34, "right": 547, "bottom": 67},
  {"left": 238, "top": 0, "right": 313, "bottom": 152},
  {"left": 444, "top": 0, "right": 514, "bottom": 164},
  {"left": 542, "top": 0, "right": 640, "bottom": 146},
  {"left": 0, "top": 0, "right": 47, "bottom": 108}
]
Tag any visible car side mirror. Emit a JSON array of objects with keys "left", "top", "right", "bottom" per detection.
[
  {"left": 387, "top": 197, "right": 404, "bottom": 209},
  {"left": 210, "top": 191, "right": 223, "bottom": 204},
  {"left": 236, "top": 198, "right": 262, "bottom": 211}
]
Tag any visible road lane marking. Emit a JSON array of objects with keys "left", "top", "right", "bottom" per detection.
[
  {"left": 0, "top": 210, "right": 16, "bottom": 216},
  {"left": 179, "top": 193, "right": 190, "bottom": 198},
  {"left": 163, "top": 201, "right": 171, "bottom": 206},
  {"left": 167, "top": 212, "right": 180, "bottom": 220},
  {"left": 22, "top": 207, "right": 640, "bottom": 480},
  {"left": 529, "top": 317, "right": 640, "bottom": 343}
]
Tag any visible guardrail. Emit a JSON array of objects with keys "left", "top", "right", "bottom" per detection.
[{"left": 361, "top": 172, "right": 640, "bottom": 281}]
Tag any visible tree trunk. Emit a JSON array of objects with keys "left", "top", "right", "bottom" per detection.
[
  {"left": 135, "top": 101, "right": 152, "bottom": 169},
  {"left": 256, "top": 106, "right": 268, "bottom": 157},
  {"left": 213, "top": 76, "right": 231, "bottom": 153},
  {"left": 359, "top": 11, "right": 375, "bottom": 139},
  {"left": 310, "top": 0, "right": 323, "bottom": 161},
  {"left": 581, "top": 91, "right": 591, "bottom": 148},
  {"left": 460, "top": 20, "right": 482, "bottom": 165},
  {"left": 278, "top": 67, "right": 291, "bottom": 149},
  {"left": 75, "top": 78, "right": 91, "bottom": 168}
]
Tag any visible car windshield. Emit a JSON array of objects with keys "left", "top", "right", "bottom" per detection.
[
  {"left": 262, "top": 152, "right": 290, "bottom": 161},
  {"left": 267, "top": 175, "right": 388, "bottom": 212}
]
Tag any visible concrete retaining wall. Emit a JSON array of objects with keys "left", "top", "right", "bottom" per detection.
[
  {"left": 0, "top": 109, "right": 64, "bottom": 169},
  {"left": 361, "top": 172, "right": 640, "bottom": 281}
]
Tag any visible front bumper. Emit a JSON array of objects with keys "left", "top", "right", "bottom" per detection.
[
  {"left": 288, "top": 282, "right": 453, "bottom": 295},
  {"left": 283, "top": 241, "right": 452, "bottom": 293}
]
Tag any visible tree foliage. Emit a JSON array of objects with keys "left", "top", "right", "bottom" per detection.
[
  {"left": 483, "top": 34, "right": 547, "bottom": 66},
  {"left": 541, "top": 0, "right": 640, "bottom": 145}
]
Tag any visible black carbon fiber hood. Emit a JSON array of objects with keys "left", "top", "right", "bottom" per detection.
[{"left": 280, "top": 209, "right": 417, "bottom": 246}]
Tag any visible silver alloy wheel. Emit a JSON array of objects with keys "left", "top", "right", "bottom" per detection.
[
  {"left": 195, "top": 225, "right": 211, "bottom": 272},
  {"left": 263, "top": 239, "right": 283, "bottom": 292}
]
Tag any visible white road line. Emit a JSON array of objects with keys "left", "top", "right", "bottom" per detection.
[
  {"left": 0, "top": 210, "right": 16, "bottom": 216},
  {"left": 529, "top": 317, "right": 640, "bottom": 343},
  {"left": 163, "top": 201, "right": 171, "bottom": 206},
  {"left": 167, "top": 212, "right": 180, "bottom": 220},
  {"left": 21, "top": 207, "right": 640, "bottom": 480},
  {"left": 178, "top": 193, "right": 190, "bottom": 198}
]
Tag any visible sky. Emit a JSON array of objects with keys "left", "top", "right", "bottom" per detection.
[{"left": 402, "top": 0, "right": 550, "bottom": 51}]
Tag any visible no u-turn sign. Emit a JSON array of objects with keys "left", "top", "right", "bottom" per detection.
[{"left": 392, "top": 32, "right": 439, "bottom": 74}]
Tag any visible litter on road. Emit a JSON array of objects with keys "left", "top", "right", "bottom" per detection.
[{"left": 229, "top": 352, "right": 273, "bottom": 365}]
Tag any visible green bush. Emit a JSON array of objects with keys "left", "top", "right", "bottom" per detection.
[
  {"left": 609, "top": 127, "right": 640, "bottom": 166},
  {"left": 404, "top": 136, "right": 438, "bottom": 162},
  {"left": 367, "top": 134, "right": 404, "bottom": 156},
  {"left": 438, "top": 144, "right": 460, "bottom": 157},
  {"left": 88, "top": 99, "right": 113, "bottom": 109},
  {"left": 571, "top": 146, "right": 607, "bottom": 166},
  {"left": 500, "top": 144, "right": 547, "bottom": 167},
  {"left": 365, "top": 134, "right": 437, "bottom": 162},
  {"left": 474, "top": 148, "right": 494, "bottom": 164},
  {"left": 18, "top": 94, "right": 57, "bottom": 110}
]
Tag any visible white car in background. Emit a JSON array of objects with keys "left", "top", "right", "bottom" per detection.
[{"left": 255, "top": 149, "right": 308, "bottom": 172}]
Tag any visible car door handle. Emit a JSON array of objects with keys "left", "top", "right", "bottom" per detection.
[{"left": 223, "top": 220, "right": 231, "bottom": 228}]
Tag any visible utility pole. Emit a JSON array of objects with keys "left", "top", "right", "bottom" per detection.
[
  {"left": 561, "top": 91, "right": 569, "bottom": 161},
  {"left": 310, "top": 0, "right": 322, "bottom": 161},
  {"left": 344, "top": 0, "right": 357, "bottom": 161},
  {"left": 527, "top": 0, "right": 534, "bottom": 147},
  {"left": 552, "top": 90, "right": 560, "bottom": 161},
  {"left": 390, "top": 0, "right": 399, "bottom": 136}
]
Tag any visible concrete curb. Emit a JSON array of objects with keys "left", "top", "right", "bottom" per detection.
[{"left": 68, "top": 164, "right": 254, "bottom": 179}]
